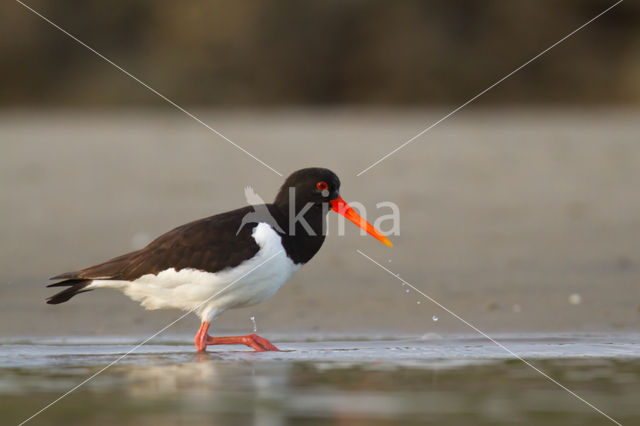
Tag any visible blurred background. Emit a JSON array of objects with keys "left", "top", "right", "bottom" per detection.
[
  {"left": 2, "top": 0, "right": 639, "bottom": 106},
  {"left": 1, "top": 0, "right": 639, "bottom": 338}
]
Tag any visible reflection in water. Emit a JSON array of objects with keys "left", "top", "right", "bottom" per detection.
[
  {"left": 122, "top": 356, "right": 292, "bottom": 426},
  {"left": 125, "top": 356, "right": 222, "bottom": 398},
  {"left": 101, "top": 356, "right": 640, "bottom": 425},
  {"left": 2, "top": 338, "right": 640, "bottom": 425}
]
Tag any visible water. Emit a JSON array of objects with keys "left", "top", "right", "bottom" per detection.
[
  {"left": 250, "top": 316, "right": 257, "bottom": 333},
  {"left": 569, "top": 293, "right": 582, "bottom": 305},
  {"left": 2, "top": 334, "right": 639, "bottom": 425},
  {"left": 2, "top": 111, "right": 640, "bottom": 424}
]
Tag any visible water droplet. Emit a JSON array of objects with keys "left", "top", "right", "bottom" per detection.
[
  {"left": 568, "top": 293, "right": 582, "bottom": 305},
  {"left": 432, "top": 315, "right": 439, "bottom": 322},
  {"left": 416, "top": 301, "right": 421, "bottom": 305},
  {"left": 405, "top": 289, "right": 410, "bottom": 293},
  {"left": 388, "top": 259, "right": 392, "bottom": 263},
  {"left": 250, "top": 316, "right": 257, "bottom": 333}
]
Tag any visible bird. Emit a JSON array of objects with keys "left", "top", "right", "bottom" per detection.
[{"left": 46, "top": 167, "right": 392, "bottom": 352}]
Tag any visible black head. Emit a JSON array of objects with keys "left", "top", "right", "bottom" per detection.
[
  {"left": 270, "top": 167, "right": 392, "bottom": 253},
  {"left": 274, "top": 168, "right": 340, "bottom": 210}
]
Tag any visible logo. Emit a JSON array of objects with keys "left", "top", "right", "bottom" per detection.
[
  {"left": 236, "top": 186, "right": 400, "bottom": 239},
  {"left": 236, "top": 186, "right": 284, "bottom": 235}
]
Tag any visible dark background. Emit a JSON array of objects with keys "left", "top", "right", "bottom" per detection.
[{"left": 3, "top": 0, "right": 639, "bottom": 107}]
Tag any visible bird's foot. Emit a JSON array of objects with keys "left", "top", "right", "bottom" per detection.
[
  {"left": 194, "top": 322, "right": 279, "bottom": 352},
  {"left": 206, "top": 333, "right": 279, "bottom": 352}
]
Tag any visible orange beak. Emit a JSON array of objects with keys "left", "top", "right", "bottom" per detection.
[{"left": 330, "top": 195, "right": 393, "bottom": 247}]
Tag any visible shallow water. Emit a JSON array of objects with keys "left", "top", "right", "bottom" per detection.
[{"left": 2, "top": 334, "right": 639, "bottom": 425}]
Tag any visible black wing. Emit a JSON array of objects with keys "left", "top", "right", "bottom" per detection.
[{"left": 47, "top": 206, "right": 261, "bottom": 303}]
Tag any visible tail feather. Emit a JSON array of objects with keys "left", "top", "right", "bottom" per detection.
[
  {"left": 46, "top": 251, "right": 140, "bottom": 304},
  {"left": 49, "top": 272, "right": 77, "bottom": 281},
  {"left": 46, "top": 279, "right": 93, "bottom": 304},
  {"left": 47, "top": 278, "right": 85, "bottom": 288}
]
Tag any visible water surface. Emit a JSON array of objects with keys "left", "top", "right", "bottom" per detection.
[{"left": 2, "top": 334, "right": 639, "bottom": 425}]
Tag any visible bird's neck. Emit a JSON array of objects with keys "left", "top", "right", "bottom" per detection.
[{"left": 268, "top": 203, "right": 327, "bottom": 264}]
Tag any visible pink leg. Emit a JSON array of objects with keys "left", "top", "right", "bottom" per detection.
[
  {"left": 207, "top": 334, "right": 279, "bottom": 351},
  {"left": 194, "top": 321, "right": 210, "bottom": 352},
  {"left": 194, "top": 321, "right": 279, "bottom": 352}
]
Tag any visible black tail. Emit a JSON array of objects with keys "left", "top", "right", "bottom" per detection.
[{"left": 46, "top": 279, "right": 93, "bottom": 304}]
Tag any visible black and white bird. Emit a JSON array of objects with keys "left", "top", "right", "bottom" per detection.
[{"left": 47, "top": 168, "right": 391, "bottom": 352}]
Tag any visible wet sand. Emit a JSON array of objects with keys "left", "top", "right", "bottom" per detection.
[
  {"left": 2, "top": 108, "right": 640, "bottom": 425},
  {"left": 1, "top": 108, "right": 639, "bottom": 337}
]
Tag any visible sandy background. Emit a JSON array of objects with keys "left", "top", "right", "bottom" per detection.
[{"left": 1, "top": 108, "right": 639, "bottom": 338}]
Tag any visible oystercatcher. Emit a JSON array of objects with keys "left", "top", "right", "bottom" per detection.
[{"left": 47, "top": 168, "right": 391, "bottom": 352}]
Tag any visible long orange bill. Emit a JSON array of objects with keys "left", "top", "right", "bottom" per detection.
[{"left": 330, "top": 195, "right": 393, "bottom": 247}]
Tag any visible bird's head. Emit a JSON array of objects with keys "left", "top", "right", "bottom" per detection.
[
  {"left": 274, "top": 167, "right": 340, "bottom": 208},
  {"left": 274, "top": 167, "right": 392, "bottom": 247}
]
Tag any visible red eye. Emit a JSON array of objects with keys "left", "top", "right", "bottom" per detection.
[{"left": 316, "top": 181, "right": 328, "bottom": 191}]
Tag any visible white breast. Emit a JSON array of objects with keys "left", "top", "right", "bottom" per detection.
[{"left": 89, "top": 223, "right": 301, "bottom": 322}]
